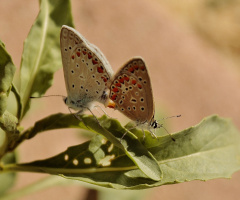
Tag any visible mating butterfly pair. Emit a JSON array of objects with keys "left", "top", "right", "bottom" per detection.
[{"left": 61, "top": 25, "right": 164, "bottom": 138}]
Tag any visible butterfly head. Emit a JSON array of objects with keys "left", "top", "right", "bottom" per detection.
[
  {"left": 150, "top": 119, "right": 163, "bottom": 129},
  {"left": 63, "top": 97, "right": 77, "bottom": 109}
]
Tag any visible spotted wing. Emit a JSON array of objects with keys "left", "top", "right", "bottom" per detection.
[
  {"left": 60, "top": 25, "right": 113, "bottom": 107},
  {"left": 109, "top": 57, "right": 154, "bottom": 123}
]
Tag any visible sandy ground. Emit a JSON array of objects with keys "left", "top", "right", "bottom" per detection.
[{"left": 0, "top": 0, "right": 240, "bottom": 199}]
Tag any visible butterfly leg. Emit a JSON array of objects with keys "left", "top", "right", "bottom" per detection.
[
  {"left": 148, "top": 128, "right": 157, "bottom": 138},
  {"left": 93, "top": 105, "right": 111, "bottom": 118},
  {"left": 120, "top": 125, "right": 137, "bottom": 142},
  {"left": 85, "top": 107, "right": 101, "bottom": 125},
  {"left": 93, "top": 105, "right": 118, "bottom": 120},
  {"left": 68, "top": 107, "right": 90, "bottom": 129},
  {"left": 141, "top": 128, "right": 146, "bottom": 140}
]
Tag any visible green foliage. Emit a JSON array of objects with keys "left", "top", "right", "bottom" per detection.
[
  {"left": 12, "top": 114, "right": 162, "bottom": 181},
  {"left": 19, "top": 0, "right": 74, "bottom": 118},
  {"left": 5, "top": 115, "right": 240, "bottom": 189},
  {"left": 0, "top": 40, "right": 16, "bottom": 116},
  {"left": 0, "top": 0, "right": 240, "bottom": 198},
  {"left": 0, "top": 153, "right": 16, "bottom": 197}
]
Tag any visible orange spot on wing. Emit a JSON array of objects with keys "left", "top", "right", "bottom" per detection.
[
  {"left": 97, "top": 66, "right": 104, "bottom": 73},
  {"left": 76, "top": 52, "right": 80, "bottom": 57},
  {"left": 132, "top": 80, "right": 136, "bottom": 85},
  {"left": 71, "top": 55, "right": 75, "bottom": 59},
  {"left": 115, "top": 83, "right": 121, "bottom": 87},
  {"left": 138, "top": 84, "right": 142, "bottom": 89},
  {"left": 83, "top": 51, "right": 87, "bottom": 55},
  {"left": 124, "top": 76, "right": 130, "bottom": 81},
  {"left": 119, "top": 78, "right": 124, "bottom": 84},
  {"left": 134, "top": 65, "right": 139, "bottom": 70},
  {"left": 92, "top": 59, "right": 98, "bottom": 65},
  {"left": 88, "top": 53, "right": 93, "bottom": 59},
  {"left": 111, "top": 94, "right": 117, "bottom": 101},
  {"left": 112, "top": 88, "right": 119, "bottom": 93},
  {"left": 101, "top": 76, "right": 107, "bottom": 82},
  {"left": 107, "top": 100, "right": 116, "bottom": 109},
  {"left": 128, "top": 67, "right": 134, "bottom": 73},
  {"left": 140, "top": 66, "right": 145, "bottom": 71}
]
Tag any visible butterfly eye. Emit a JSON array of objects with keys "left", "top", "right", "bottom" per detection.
[{"left": 64, "top": 98, "right": 67, "bottom": 104}]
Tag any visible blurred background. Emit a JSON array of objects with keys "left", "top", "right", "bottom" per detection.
[{"left": 0, "top": 0, "right": 240, "bottom": 199}]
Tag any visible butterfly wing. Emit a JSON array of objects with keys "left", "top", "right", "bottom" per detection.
[
  {"left": 109, "top": 57, "right": 154, "bottom": 123},
  {"left": 60, "top": 25, "right": 113, "bottom": 109}
]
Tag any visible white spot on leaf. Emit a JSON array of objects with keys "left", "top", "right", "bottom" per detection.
[
  {"left": 99, "top": 155, "right": 115, "bottom": 167},
  {"left": 64, "top": 154, "right": 69, "bottom": 161},
  {"left": 101, "top": 138, "right": 107, "bottom": 144},
  {"left": 84, "top": 157, "right": 92, "bottom": 164},
  {"left": 73, "top": 159, "right": 79, "bottom": 166},
  {"left": 108, "top": 143, "right": 114, "bottom": 153}
]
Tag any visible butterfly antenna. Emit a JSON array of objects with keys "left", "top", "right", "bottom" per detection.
[
  {"left": 161, "top": 125, "right": 175, "bottom": 142},
  {"left": 158, "top": 114, "right": 181, "bottom": 121},
  {"left": 30, "top": 95, "right": 66, "bottom": 99}
]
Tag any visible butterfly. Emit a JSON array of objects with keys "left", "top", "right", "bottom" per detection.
[
  {"left": 60, "top": 25, "right": 113, "bottom": 116},
  {"left": 109, "top": 57, "right": 178, "bottom": 139}
]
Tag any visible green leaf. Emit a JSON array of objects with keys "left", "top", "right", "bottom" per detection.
[
  {"left": 19, "top": 0, "right": 74, "bottom": 118},
  {"left": 0, "top": 111, "right": 19, "bottom": 157},
  {"left": 0, "top": 40, "right": 16, "bottom": 116},
  {"left": 0, "top": 152, "right": 17, "bottom": 196},
  {"left": 0, "top": 111, "right": 19, "bottom": 136},
  {"left": 99, "top": 189, "right": 148, "bottom": 200},
  {"left": 0, "top": 129, "right": 8, "bottom": 158},
  {"left": 14, "top": 114, "right": 162, "bottom": 181},
  {"left": 5, "top": 115, "right": 240, "bottom": 189},
  {"left": 11, "top": 84, "right": 22, "bottom": 120}
]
